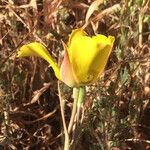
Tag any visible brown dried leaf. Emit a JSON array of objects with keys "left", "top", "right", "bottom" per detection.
[
  {"left": 28, "top": 83, "right": 51, "bottom": 105},
  {"left": 29, "top": 0, "right": 37, "bottom": 10}
]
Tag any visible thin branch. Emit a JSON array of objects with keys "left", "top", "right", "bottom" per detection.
[
  {"left": 124, "top": 138, "right": 150, "bottom": 144},
  {"left": 139, "top": 8, "right": 143, "bottom": 48}
]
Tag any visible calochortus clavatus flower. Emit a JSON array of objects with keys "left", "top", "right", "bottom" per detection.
[{"left": 18, "top": 29, "right": 115, "bottom": 87}]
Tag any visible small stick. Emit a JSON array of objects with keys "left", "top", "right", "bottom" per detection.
[{"left": 139, "top": 8, "right": 143, "bottom": 48}]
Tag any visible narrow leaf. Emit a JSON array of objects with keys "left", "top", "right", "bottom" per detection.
[{"left": 85, "top": 0, "right": 104, "bottom": 24}]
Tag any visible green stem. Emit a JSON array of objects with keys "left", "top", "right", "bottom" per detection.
[
  {"left": 77, "top": 87, "right": 86, "bottom": 107},
  {"left": 76, "top": 86, "right": 86, "bottom": 124},
  {"left": 71, "top": 86, "right": 86, "bottom": 150},
  {"left": 68, "top": 88, "right": 79, "bottom": 134},
  {"left": 58, "top": 82, "right": 69, "bottom": 150}
]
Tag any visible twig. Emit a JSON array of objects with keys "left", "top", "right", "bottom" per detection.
[
  {"left": 3, "top": 99, "right": 10, "bottom": 139},
  {"left": 124, "top": 138, "right": 150, "bottom": 144},
  {"left": 138, "top": 8, "right": 143, "bottom": 48},
  {"left": 0, "top": 32, "right": 30, "bottom": 69}
]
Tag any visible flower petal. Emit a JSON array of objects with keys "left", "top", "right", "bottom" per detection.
[
  {"left": 68, "top": 30, "right": 115, "bottom": 85},
  {"left": 68, "top": 29, "right": 87, "bottom": 62},
  {"left": 89, "top": 34, "right": 115, "bottom": 82},
  {"left": 60, "top": 41, "right": 77, "bottom": 87},
  {"left": 17, "top": 42, "right": 61, "bottom": 80},
  {"left": 90, "top": 35, "right": 115, "bottom": 82}
]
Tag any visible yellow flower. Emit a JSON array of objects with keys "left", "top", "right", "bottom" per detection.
[{"left": 17, "top": 29, "right": 115, "bottom": 87}]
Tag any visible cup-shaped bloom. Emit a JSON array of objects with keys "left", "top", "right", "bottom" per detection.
[{"left": 18, "top": 29, "right": 115, "bottom": 87}]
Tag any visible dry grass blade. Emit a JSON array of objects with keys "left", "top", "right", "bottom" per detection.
[
  {"left": 28, "top": 83, "right": 51, "bottom": 105},
  {"left": 21, "top": 106, "right": 58, "bottom": 124},
  {"left": 92, "top": 3, "right": 121, "bottom": 22},
  {"left": 67, "top": 2, "right": 89, "bottom": 9},
  {"left": 85, "top": 0, "right": 104, "bottom": 24}
]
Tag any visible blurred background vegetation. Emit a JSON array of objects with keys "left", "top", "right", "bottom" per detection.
[{"left": 0, "top": 0, "right": 149, "bottom": 149}]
